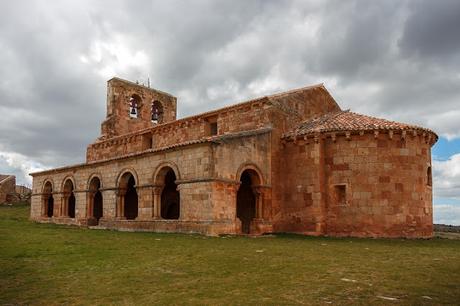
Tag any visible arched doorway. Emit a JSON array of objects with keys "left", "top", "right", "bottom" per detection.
[
  {"left": 88, "top": 177, "right": 103, "bottom": 224},
  {"left": 63, "top": 179, "right": 76, "bottom": 218},
  {"left": 118, "top": 172, "right": 138, "bottom": 220},
  {"left": 43, "top": 181, "right": 54, "bottom": 217},
  {"left": 160, "top": 168, "right": 180, "bottom": 219},
  {"left": 237, "top": 169, "right": 260, "bottom": 234}
]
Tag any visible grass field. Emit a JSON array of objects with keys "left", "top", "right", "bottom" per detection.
[{"left": 1, "top": 204, "right": 459, "bottom": 305}]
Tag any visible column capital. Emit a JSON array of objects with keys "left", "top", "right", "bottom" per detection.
[{"left": 115, "top": 188, "right": 127, "bottom": 196}]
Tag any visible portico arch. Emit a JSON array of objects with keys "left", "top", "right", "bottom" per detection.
[
  {"left": 42, "top": 180, "right": 54, "bottom": 217},
  {"left": 153, "top": 163, "right": 180, "bottom": 220},
  {"left": 87, "top": 176, "right": 103, "bottom": 224},
  {"left": 63, "top": 178, "right": 76, "bottom": 218},
  {"left": 117, "top": 170, "right": 138, "bottom": 220}
]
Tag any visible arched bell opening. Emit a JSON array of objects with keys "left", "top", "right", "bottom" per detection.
[
  {"left": 129, "top": 94, "right": 142, "bottom": 118},
  {"left": 63, "top": 179, "right": 76, "bottom": 218},
  {"left": 118, "top": 172, "right": 138, "bottom": 220},
  {"left": 151, "top": 100, "right": 164, "bottom": 124},
  {"left": 236, "top": 169, "right": 261, "bottom": 234},
  {"left": 88, "top": 177, "right": 103, "bottom": 224},
  {"left": 42, "top": 181, "right": 54, "bottom": 217},
  {"left": 160, "top": 168, "right": 180, "bottom": 220}
]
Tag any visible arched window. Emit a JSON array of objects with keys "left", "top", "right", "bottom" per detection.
[
  {"left": 151, "top": 100, "right": 164, "bottom": 124},
  {"left": 129, "top": 94, "right": 142, "bottom": 118},
  {"left": 427, "top": 166, "right": 432, "bottom": 187}
]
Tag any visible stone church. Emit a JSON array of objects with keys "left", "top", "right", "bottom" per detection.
[{"left": 30, "top": 77, "right": 437, "bottom": 238}]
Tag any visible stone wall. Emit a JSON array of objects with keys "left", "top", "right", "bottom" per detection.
[
  {"left": 86, "top": 84, "right": 340, "bottom": 164},
  {"left": 278, "top": 130, "right": 434, "bottom": 238},
  {"left": 102, "top": 78, "right": 177, "bottom": 137},
  {"left": 31, "top": 132, "right": 272, "bottom": 235},
  {"left": 324, "top": 132, "right": 433, "bottom": 238}
]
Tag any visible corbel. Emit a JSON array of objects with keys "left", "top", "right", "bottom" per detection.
[
  {"left": 314, "top": 133, "right": 320, "bottom": 144},
  {"left": 345, "top": 131, "right": 351, "bottom": 141},
  {"left": 374, "top": 130, "right": 379, "bottom": 139},
  {"left": 389, "top": 130, "right": 394, "bottom": 140},
  {"left": 401, "top": 130, "right": 407, "bottom": 140},
  {"left": 331, "top": 132, "right": 337, "bottom": 143}
]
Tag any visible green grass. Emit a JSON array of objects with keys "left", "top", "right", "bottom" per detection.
[{"left": 1, "top": 204, "right": 459, "bottom": 305}]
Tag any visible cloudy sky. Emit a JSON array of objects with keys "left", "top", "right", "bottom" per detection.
[{"left": 1, "top": 0, "right": 459, "bottom": 224}]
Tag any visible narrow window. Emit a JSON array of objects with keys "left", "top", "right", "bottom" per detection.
[
  {"left": 205, "top": 116, "right": 218, "bottom": 136},
  {"left": 142, "top": 133, "right": 153, "bottom": 150},
  {"left": 210, "top": 122, "right": 218, "bottom": 136},
  {"left": 334, "top": 185, "right": 347, "bottom": 206},
  {"left": 427, "top": 166, "right": 432, "bottom": 187}
]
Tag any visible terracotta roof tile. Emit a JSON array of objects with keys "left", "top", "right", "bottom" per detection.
[{"left": 284, "top": 110, "right": 437, "bottom": 138}]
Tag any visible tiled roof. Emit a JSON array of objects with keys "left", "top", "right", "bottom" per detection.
[{"left": 284, "top": 110, "right": 437, "bottom": 138}]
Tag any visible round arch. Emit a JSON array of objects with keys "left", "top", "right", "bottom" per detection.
[
  {"left": 42, "top": 179, "right": 54, "bottom": 193},
  {"left": 129, "top": 93, "right": 142, "bottom": 118},
  {"left": 62, "top": 177, "right": 76, "bottom": 218},
  {"left": 87, "top": 173, "right": 103, "bottom": 191},
  {"left": 116, "top": 168, "right": 139, "bottom": 189},
  {"left": 87, "top": 175, "right": 103, "bottom": 224},
  {"left": 153, "top": 162, "right": 181, "bottom": 185},
  {"left": 42, "top": 180, "right": 54, "bottom": 218},
  {"left": 153, "top": 162, "right": 181, "bottom": 220},
  {"left": 236, "top": 162, "right": 264, "bottom": 186},
  {"left": 236, "top": 163, "right": 264, "bottom": 234},
  {"left": 116, "top": 169, "right": 139, "bottom": 220},
  {"left": 61, "top": 176, "right": 76, "bottom": 193}
]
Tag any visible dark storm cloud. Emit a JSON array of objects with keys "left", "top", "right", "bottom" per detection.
[
  {"left": 399, "top": 0, "right": 460, "bottom": 60},
  {"left": 0, "top": 0, "right": 460, "bottom": 185}
]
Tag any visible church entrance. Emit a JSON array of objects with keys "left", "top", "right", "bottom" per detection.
[
  {"left": 161, "top": 169, "right": 180, "bottom": 219},
  {"left": 237, "top": 170, "right": 257, "bottom": 234}
]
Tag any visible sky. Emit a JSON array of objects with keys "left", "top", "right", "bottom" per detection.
[{"left": 0, "top": 0, "right": 459, "bottom": 224}]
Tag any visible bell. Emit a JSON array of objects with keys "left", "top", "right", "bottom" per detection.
[
  {"left": 129, "top": 97, "right": 137, "bottom": 115},
  {"left": 152, "top": 109, "right": 159, "bottom": 123}
]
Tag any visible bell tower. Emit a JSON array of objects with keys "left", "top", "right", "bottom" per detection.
[{"left": 100, "top": 77, "right": 177, "bottom": 139}]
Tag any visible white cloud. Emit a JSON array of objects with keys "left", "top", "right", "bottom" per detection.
[
  {"left": 0, "top": 151, "right": 47, "bottom": 185},
  {"left": 433, "top": 154, "right": 460, "bottom": 199},
  {"left": 434, "top": 203, "right": 460, "bottom": 225}
]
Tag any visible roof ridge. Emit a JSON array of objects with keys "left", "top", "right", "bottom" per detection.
[{"left": 266, "top": 83, "right": 324, "bottom": 99}]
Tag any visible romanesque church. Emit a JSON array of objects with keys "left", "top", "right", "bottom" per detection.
[{"left": 30, "top": 78, "right": 437, "bottom": 237}]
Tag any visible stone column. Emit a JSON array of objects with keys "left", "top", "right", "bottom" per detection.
[
  {"left": 152, "top": 186, "right": 163, "bottom": 219},
  {"left": 116, "top": 188, "right": 126, "bottom": 219},
  {"left": 136, "top": 186, "right": 153, "bottom": 221},
  {"left": 61, "top": 193, "right": 69, "bottom": 217},
  {"left": 87, "top": 191, "right": 94, "bottom": 218},
  {"left": 101, "top": 189, "right": 116, "bottom": 219},
  {"left": 252, "top": 186, "right": 264, "bottom": 220},
  {"left": 41, "top": 195, "right": 47, "bottom": 217}
]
